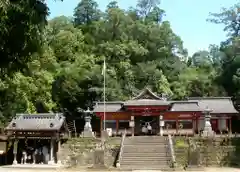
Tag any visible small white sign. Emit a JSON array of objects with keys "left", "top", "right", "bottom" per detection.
[
  {"left": 106, "top": 128, "right": 112, "bottom": 137},
  {"left": 129, "top": 121, "right": 135, "bottom": 127},
  {"left": 160, "top": 121, "right": 165, "bottom": 127}
]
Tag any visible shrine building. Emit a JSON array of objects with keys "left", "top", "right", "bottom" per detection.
[
  {"left": 4, "top": 113, "right": 69, "bottom": 165},
  {"left": 93, "top": 88, "right": 239, "bottom": 136}
]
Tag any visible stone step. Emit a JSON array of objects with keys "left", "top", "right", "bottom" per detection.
[
  {"left": 122, "top": 152, "right": 168, "bottom": 155},
  {"left": 125, "top": 139, "right": 166, "bottom": 142},
  {"left": 122, "top": 154, "right": 169, "bottom": 157},
  {"left": 122, "top": 156, "right": 169, "bottom": 159},
  {"left": 123, "top": 152, "right": 167, "bottom": 154},
  {"left": 120, "top": 163, "right": 169, "bottom": 166},
  {"left": 123, "top": 147, "right": 166, "bottom": 152},
  {"left": 120, "top": 166, "right": 170, "bottom": 169},
  {"left": 123, "top": 145, "right": 166, "bottom": 150},
  {"left": 124, "top": 143, "right": 167, "bottom": 146},
  {"left": 120, "top": 159, "right": 169, "bottom": 165},
  {"left": 126, "top": 146, "right": 167, "bottom": 148},
  {"left": 125, "top": 138, "right": 166, "bottom": 140},
  {"left": 121, "top": 136, "right": 169, "bottom": 170},
  {"left": 121, "top": 157, "right": 169, "bottom": 161},
  {"left": 125, "top": 139, "right": 166, "bottom": 141},
  {"left": 123, "top": 152, "right": 167, "bottom": 155},
  {"left": 122, "top": 157, "right": 169, "bottom": 161}
]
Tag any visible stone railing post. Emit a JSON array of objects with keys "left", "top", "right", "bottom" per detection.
[{"left": 168, "top": 134, "right": 176, "bottom": 168}]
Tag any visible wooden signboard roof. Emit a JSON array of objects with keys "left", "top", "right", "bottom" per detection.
[{"left": 5, "top": 113, "right": 66, "bottom": 131}]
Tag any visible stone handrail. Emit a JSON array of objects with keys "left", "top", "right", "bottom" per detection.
[
  {"left": 168, "top": 134, "right": 176, "bottom": 168},
  {"left": 116, "top": 129, "right": 127, "bottom": 167}
]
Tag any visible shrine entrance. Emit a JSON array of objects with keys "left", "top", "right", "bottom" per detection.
[
  {"left": 4, "top": 113, "right": 69, "bottom": 165},
  {"left": 135, "top": 116, "right": 159, "bottom": 135}
]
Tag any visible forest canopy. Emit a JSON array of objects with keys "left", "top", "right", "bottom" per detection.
[{"left": 0, "top": 0, "right": 239, "bottom": 124}]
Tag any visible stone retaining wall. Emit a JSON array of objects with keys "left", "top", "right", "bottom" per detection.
[
  {"left": 174, "top": 137, "right": 240, "bottom": 168},
  {"left": 60, "top": 137, "right": 121, "bottom": 168}
]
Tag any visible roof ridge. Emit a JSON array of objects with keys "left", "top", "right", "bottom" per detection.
[
  {"left": 188, "top": 97, "right": 232, "bottom": 100},
  {"left": 132, "top": 87, "right": 163, "bottom": 100},
  {"left": 171, "top": 101, "right": 198, "bottom": 104},
  {"left": 97, "top": 101, "right": 123, "bottom": 104}
]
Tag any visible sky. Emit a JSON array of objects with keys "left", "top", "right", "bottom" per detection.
[{"left": 47, "top": 0, "right": 238, "bottom": 56}]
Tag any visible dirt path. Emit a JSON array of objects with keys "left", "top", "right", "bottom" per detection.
[{"left": 1, "top": 167, "right": 240, "bottom": 172}]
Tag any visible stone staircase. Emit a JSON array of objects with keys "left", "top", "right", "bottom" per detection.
[{"left": 119, "top": 136, "right": 170, "bottom": 170}]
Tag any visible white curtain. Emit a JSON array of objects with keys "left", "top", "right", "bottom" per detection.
[
  {"left": 193, "top": 120, "right": 196, "bottom": 130},
  {"left": 218, "top": 118, "right": 226, "bottom": 130},
  {"left": 198, "top": 119, "right": 204, "bottom": 130},
  {"left": 104, "top": 120, "right": 116, "bottom": 129}
]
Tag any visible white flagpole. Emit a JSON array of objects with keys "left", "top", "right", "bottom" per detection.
[{"left": 103, "top": 57, "right": 106, "bottom": 131}]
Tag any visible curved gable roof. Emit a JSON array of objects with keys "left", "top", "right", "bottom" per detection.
[
  {"left": 5, "top": 113, "right": 66, "bottom": 131},
  {"left": 132, "top": 88, "right": 163, "bottom": 100}
]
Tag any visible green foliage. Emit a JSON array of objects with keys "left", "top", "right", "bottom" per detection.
[{"left": 0, "top": 0, "right": 239, "bottom": 124}]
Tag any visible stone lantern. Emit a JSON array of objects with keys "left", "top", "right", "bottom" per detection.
[
  {"left": 159, "top": 114, "right": 164, "bottom": 136},
  {"left": 82, "top": 107, "right": 95, "bottom": 137},
  {"left": 202, "top": 107, "right": 214, "bottom": 137}
]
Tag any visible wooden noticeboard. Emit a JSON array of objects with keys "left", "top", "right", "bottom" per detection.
[
  {"left": 100, "top": 113, "right": 130, "bottom": 120},
  {"left": 164, "top": 113, "right": 193, "bottom": 119}
]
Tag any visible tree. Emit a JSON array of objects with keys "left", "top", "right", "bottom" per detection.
[
  {"left": 0, "top": 0, "right": 51, "bottom": 76},
  {"left": 73, "top": 0, "right": 101, "bottom": 26},
  {"left": 208, "top": 3, "right": 240, "bottom": 97}
]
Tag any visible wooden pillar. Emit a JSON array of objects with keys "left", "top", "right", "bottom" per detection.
[
  {"left": 226, "top": 118, "right": 228, "bottom": 133},
  {"left": 116, "top": 120, "right": 119, "bottom": 136},
  {"left": 5, "top": 141, "right": 8, "bottom": 165},
  {"left": 49, "top": 138, "right": 55, "bottom": 164},
  {"left": 196, "top": 117, "right": 198, "bottom": 134},
  {"left": 192, "top": 119, "right": 195, "bottom": 134},
  {"left": 176, "top": 119, "right": 179, "bottom": 134},
  {"left": 229, "top": 118, "right": 232, "bottom": 134},
  {"left": 32, "top": 139, "right": 36, "bottom": 164},
  {"left": 131, "top": 116, "right": 134, "bottom": 137},
  {"left": 100, "top": 116, "right": 103, "bottom": 136},
  {"left": 57, "top": 139, "right": 61, "bottom": 164}
]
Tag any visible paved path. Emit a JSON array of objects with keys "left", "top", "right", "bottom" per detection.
[{"left": 1, "top": 167, "right": 240, "bottom": 172}]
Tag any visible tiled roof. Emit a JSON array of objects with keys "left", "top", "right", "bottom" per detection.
[
  {"left": 188, "top": 97, "right": 238, "bottom": 114},
  {"left": 93, "top": 102, "right": 123, "bottom": 112},
  {"left": 124, "top": 99, "right": 169, "bottom": 106},
  {"left": 5, "top": 113, "right": 65, "bottom": 131},
  {"left": 132, "top": 88, "right": 163, "bottom": 100},
  {"left": 170, "top": 101, "right": 203, "bottom": 112}
]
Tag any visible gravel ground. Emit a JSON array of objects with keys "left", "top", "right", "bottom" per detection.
[{"left": 1, "top": 167, "right": 240, "bottom": 172}]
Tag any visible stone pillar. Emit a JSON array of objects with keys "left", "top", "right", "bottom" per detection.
[
  {"left": 57, "top": 140, "right": 61, "bottom": 164},
  {"left": 159, "top": 115, "right": 164, "bottom": 136},
  {"left": 82, "top": 110, "right": 94, "bottom": 137},
  {"left": 129, "top": 116, "right": 135, "bottom": 136},
  {"left": 202, "top": 108, "right": 214, "bottom": 137},
  {"left": 13, "top": 140, "right": 18, "bottom": 165},
  {"left": 49, "top": 139, "right": 55, "bottom": 164}
]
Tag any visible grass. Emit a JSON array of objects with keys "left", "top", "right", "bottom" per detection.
[{"left": 175, "top": 138, "right": 189, "bottom": 148}]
